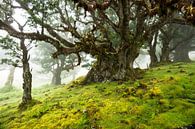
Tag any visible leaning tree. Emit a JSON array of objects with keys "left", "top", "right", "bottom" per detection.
[{"left": 0, "top": 0, "right": 195, "bottom": 83}]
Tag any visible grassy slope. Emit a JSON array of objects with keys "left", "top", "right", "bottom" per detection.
[{"left": 0, "top": 62, "right": 195, "bottom": 129}]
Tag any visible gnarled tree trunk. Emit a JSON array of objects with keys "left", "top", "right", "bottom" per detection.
[
  {"left": 21, "top": 39, "right": 32, "bottom": 104},
  {"left": 84, "top": 44, "right": 139, "bottom": 83}
]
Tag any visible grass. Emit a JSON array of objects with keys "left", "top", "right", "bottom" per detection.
[{"left": 0, "top": 62, "right": 195, "bottom": 129}]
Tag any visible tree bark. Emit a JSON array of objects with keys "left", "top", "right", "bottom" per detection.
[
  {"left": 21, "top": 39, "right": 32, "bottom": 104},
  {"left": 51, "top": 56, "right": 66, "bottom": 85},
  {"left": 84, "top": 44, "right": 139, "bottom": 83},
  {"left": 174, "top": 44, "right": 191, "bottom": 62},
  {"left": 51, "top": 67, "right": 62, "bottom": 85},
  {"left": 148, "top": 32, "right": 158, "bottom": 67},
  {"left": 149, "top": 49, "right": 158, "bottom": 67},
  {"left": 4, "top": 66, "right": 15, "bottom": 89},
  {"left": 160, "top": 40, "right": 170, "bottom": 62}
]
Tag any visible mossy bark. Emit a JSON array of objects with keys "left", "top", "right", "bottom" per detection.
[
  {"left": 21, "top": 39, "right": 32, "bottom": 104},
  {"left": 22, "top": 63, "right": 32, "bottom": 104},
  {"left": 84, "top": 45, "right": 139, "bottom": 83}
]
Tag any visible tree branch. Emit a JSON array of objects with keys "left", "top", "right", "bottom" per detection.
[
  {"left": 0, "top": 20, "right": 61, "bottom": 49},
  {"left": 15, "top": 0, "right": 75, "bottom": 48}
]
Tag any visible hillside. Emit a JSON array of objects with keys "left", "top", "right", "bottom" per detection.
[{"left": 0, "top": 62, "right": 195, "bottom": 129}]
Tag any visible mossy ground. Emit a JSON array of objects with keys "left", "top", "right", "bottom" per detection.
[{"left": 0, "top": 62, "right": 195, "bottom": 129}]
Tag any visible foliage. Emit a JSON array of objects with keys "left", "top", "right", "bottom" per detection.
[
  {"left": 0, "top": 63, "right": 195, "bottom": 129},
  {"left": 0, "top": 0, "right": 13, "bottom": 24},
  {"left": 0, "top": 36, "right": 21, "bottom": 67}
]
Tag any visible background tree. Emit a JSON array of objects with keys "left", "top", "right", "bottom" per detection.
[
  {"left": 168, "top": 24, "right": 195, "bottom": 62},
  {"left": 0, "top": 49, "right": 16, "bottom": 90},
  {"left": 0, "top": 63, "right": 16, "bottom": 91},
  {"left": 149, "top": 23, "right": 195, "bottom": 66},
  {"left": 4, "top": 66, "right": 16, "bottom": 89},
  {"left": 33, "top": 42, "right": 80, "bottom": 85}
]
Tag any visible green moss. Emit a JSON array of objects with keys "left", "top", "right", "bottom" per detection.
[{"left": 0, "top": 63, "right": 195, "bottom": 129}]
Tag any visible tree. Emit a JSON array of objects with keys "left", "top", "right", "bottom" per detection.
[
  {"left": 0, "top": 49, "right": 16, "bottom": 90},
  {"left": 169, "top": 24, "right": 195, "bottom": 62},
  {"left": 147, "top": 31, "right": 159, "bottom": 67},
  {"left": 158, "top": 24, "right": 195, "bottom": 63},
  {"left": 0, "top": 64, "right": 16, "bottom": 92},
  {"left": 33, "top": 42, "right": 79, "bottom": 85},
  {"left": 4, "top": 66, "right": 16, "bottom": 89},
  {"left": 0, "top": 0, "right": 34, "bottom": 105},
  {"left": 0, "top": 26, "right": 33, "bottom": 105},
  {"left": 0, "top": 0, "right": 194, "bottom": 83}
]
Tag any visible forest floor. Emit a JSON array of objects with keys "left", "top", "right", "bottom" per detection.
[{"left": 0, "top": 62, "right": 195, "bottom": 129}]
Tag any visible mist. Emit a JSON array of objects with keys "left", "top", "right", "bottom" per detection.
[
  {"left": 1, "top": 51, "right": 195, "bottom": 89},
  {"left": 0, "top": 64, "right": 89, "bottom": 89}
]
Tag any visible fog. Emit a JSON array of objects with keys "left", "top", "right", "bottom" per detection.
[
  {"left": 0, "top": 51, "right": 194, "bottom": 89},
  {"left": 0, "top": 45, "right": 89, "bottom": 89},
  {"left": 0, "top": 65, "right": 89, "bottom": 89}
]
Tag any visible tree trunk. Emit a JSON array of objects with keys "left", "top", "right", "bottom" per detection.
[
  {"left": 160, "top": 40, "right": 170, "bottom": 63},
  {"left": 72, "top": 71, "right": 76, "bottom": 81},
  {"left": 4, "top": 66, "right": 15, "bottom": 89},
  {"left": 148, "top": 32, "right": 158, "bottom": 67},
  {"left": 51, "top": 57, "right": 65, "bottom": 85},
  {"left": 84, "top": 44, "right": 139, "bottom": 83},
  {"left": 51, "top": 67, "right": 62, "bottom": 85},
  {"left": 21, "top": 39, "right": 32, "bottom": 104},
  {"left": 149, "top": 49, "right": 158, "bottom": 67},
  {"left": 174, "top": 44, "right": 191, "bottom": 62}
]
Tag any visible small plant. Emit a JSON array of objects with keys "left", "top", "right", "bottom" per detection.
[
  {"left": 67, "top": 76, "right": 86, "bottom": 89},
  {"left": 149, "top": 87, "right": 161, "bottom": 97}
]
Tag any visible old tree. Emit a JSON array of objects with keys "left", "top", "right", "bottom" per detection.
[{"left": 1, "top": 0, "right": 195, "bottom": 96}]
